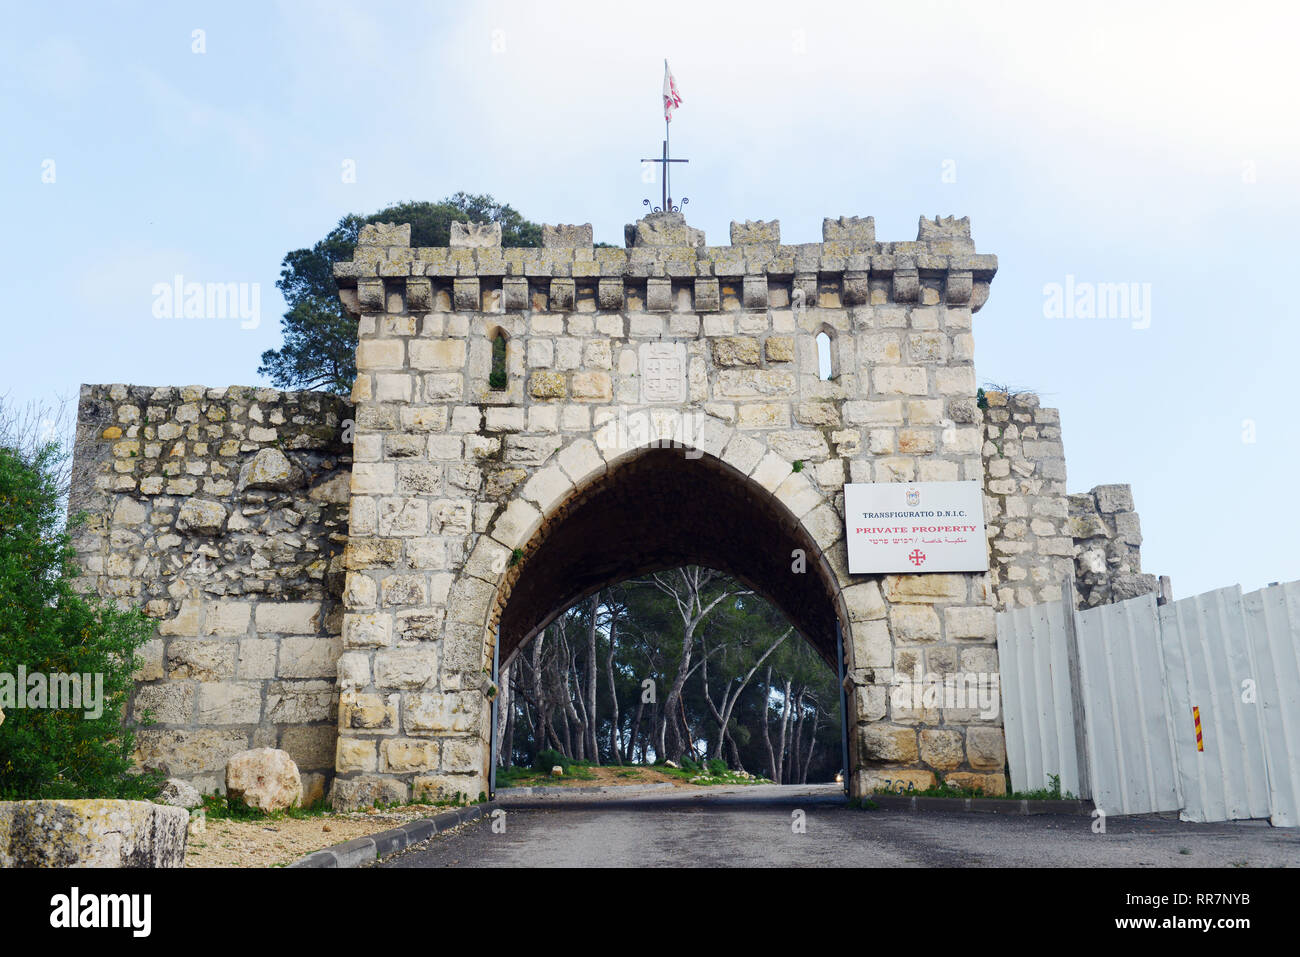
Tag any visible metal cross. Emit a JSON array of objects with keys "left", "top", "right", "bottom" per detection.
[{"left": 641, "top": 124, "right": 689, "bottom": 213}]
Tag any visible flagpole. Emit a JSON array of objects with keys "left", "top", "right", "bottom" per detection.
[
  {"left": 643, "top": 60, "right": 687, "bottom": 215},
  {"left": 665, "top": 117, "right": 671, "bottom": 211},
  {"left": 664, "top": 57, "right": 671, "bottom": 211}
]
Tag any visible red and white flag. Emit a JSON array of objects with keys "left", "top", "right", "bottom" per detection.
[{"left": 663, "top": 59, "right": 682, "bottom": 123}]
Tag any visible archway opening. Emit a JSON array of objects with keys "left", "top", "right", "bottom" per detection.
[
  {"left": 488, "top": 446, "right": 849, "bottom": 789},
  {"left": 494, "top": 571, "right": 844, "bottom": 788}
]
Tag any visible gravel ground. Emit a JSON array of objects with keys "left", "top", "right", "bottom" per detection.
[{"left": 184, "top": 804, "right": 464, "bottom": 868}]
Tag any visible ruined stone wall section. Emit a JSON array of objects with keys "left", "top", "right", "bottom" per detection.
[
  {"left": 982, "top": 392, "right": 1073, "bottom": 611},
  {"left": 1070, "top": 484, "right": 1160, "bottom": 609},
  {"left": 982, "top": 393, "right": 1162, "bottom": 613},
  {"left": 70, "top": 385, "right": 353, "bottom": 800},
  {"left": 331, "top": 214, "right": 1008, "bottom": 807}
]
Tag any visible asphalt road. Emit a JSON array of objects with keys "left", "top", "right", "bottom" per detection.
[{"left": 377, "top": 784, "right": 1300, "bottom": 868}]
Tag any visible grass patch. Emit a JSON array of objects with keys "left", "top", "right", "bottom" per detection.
[
  {"left": 198, "top": 792, "right": 332, "bottom": 822},
  {"left": 198, "top": 788, "right": 477, "bottom": 823},
  {"left": 495, "top": 762, "right": 598, "bottom": 788},
  {"left": 651, "top": 759, "right": 772, "bottom": 787},
  {"left": 871, "top": 773, "right": 1077, "bottom": 801},
  {"left": 495, "top": 759, "right": 773, "bottom": 789}
]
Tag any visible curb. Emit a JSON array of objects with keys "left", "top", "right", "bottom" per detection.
[
  {"left": 288, "top": 802, "right": 495, "bottom": 868},
  {"left": 496, "top": 782, "right": 678, "bottom": 799},
  {"left": 866, "top": 795, "right": 1095, "bottom": 816}
]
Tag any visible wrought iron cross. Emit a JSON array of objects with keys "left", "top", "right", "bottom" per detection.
[{"left": 641, "top": 128, "right": 688, "bottom": 213}]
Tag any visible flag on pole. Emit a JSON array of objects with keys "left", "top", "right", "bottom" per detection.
[{"left": 663, "top": 59, "right": 682, "bottom": 123}]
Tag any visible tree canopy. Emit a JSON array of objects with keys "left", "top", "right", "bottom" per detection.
[{"left": 259, "top": 193, "right": 543, "bottom": 394}]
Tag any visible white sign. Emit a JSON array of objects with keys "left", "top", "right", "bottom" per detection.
[{"left": 843, "top": 481, "right": 988, "bottom": 574}]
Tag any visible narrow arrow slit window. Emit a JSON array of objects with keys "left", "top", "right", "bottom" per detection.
[
  {"left": 489, "top": 329, "right": 508, "bottom": 390},
  {"left": 816, "top": 329, "right": 836, "bottom": 380}
]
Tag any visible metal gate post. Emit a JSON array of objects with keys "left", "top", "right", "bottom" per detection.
[
  {"left": 489, "top": 623, "right": 500, "bottom": 799},
  {"left": 836, "top": 619, "right": 850, "bottom": 796}
]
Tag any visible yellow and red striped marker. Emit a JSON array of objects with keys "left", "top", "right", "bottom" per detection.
[{"left": 1193, "top": 706, "right": 1204, "bottom": 752}]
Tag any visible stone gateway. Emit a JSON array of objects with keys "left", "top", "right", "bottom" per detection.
[{"left": 70, "top": 211, "right": 1162, "bottom": 809}]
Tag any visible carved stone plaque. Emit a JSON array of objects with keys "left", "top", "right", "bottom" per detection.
[{"left": 638, "top": 341, "right": 687, "bottom": 404}]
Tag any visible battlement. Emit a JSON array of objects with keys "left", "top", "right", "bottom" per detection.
[{"left": 334, "top": 214, "right": 997, "bottom": 318}]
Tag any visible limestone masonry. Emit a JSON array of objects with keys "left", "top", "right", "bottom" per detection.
[
  {"left": 70, "top": 385, "right": 351, "bottom": 802},
  {"left": 71, "top": 211, "right": 1162, "bottom": 806}
]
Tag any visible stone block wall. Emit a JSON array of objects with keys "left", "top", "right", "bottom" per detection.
[
  {"left": 982, "top": 391, "right": 1073, "bottom": 611},
  {"left": 329, "top": 212, "right": 1009, "bottom": 806},
  {"left": 70, "top": 384, "right": 352, "bottom": 799},
  {"left": 1069, "top": 484, "right": 1160, "bottom": 608},
  {"left": 983, "top": 392, "right": 1161, "bottom": 613}
]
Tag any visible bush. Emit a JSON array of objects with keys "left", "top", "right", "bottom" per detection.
[
  {"left": 533, "top": 748, "right": 571, "bottom": 772},
  {"left": 706, "top": 758, "right": 729, "bottom": 777},
  {"left": 0, "top": 444, "right": 161, "bottom": 800}
]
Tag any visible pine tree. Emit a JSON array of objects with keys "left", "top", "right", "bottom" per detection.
[{"left": 0, "top": 441, "right": 159, "bottom": 799}]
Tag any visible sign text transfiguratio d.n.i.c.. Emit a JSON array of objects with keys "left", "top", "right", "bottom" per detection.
[{"left": 844, "top": 481, "right": 989, "bottom": 574}]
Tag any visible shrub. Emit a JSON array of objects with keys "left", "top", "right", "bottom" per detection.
[
  {"left": 706, "top": 758, "right": 728, "bottom": 777},
  {"left": 533, "top": 748, "right": 571, "bottom": 772},
  {"left": 0, "top": 444, "right": 160, "bottom": 800}
]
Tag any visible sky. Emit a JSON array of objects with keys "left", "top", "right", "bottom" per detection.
[{"left": 2, "top": 0, "right": 1297, "bottom": 598}]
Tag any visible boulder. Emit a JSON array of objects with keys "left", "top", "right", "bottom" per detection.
[
  {"left": 237, "top": 448, "right": 304, "bottom": 493},
  {"left": 225, "top": 748, "right": 302, "bottom": 813},
  {"left": 157, "top": 778, "right": 203, "bottom": 809},
  {"left": 550, "top": 766, "right": 564, "bottom": 777},
  {"left": 0, "top": 800, "right": 188, "bottom": 867}
]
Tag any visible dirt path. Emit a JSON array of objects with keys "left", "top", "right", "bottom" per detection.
[{"left": 184, "top": 804, "right": 460, "bottom": 868}]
